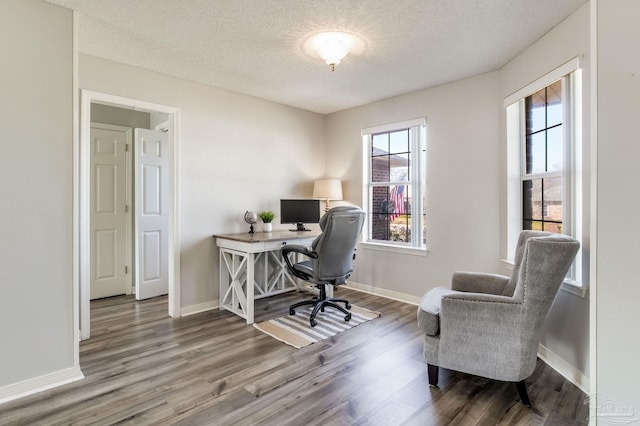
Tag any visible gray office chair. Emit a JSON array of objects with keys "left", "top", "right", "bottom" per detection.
[
  {"left": 281, "top": 206, "right": 366, "bottom": 327},
  {"left": 416, "top": 231, "right": 580, "bottom": 406}
]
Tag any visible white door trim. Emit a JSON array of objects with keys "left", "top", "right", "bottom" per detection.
[{"left": 79, "top": 90, "right": 181, "bottom": 340}]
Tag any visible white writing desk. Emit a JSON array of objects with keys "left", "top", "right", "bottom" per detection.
[{"left": 214, "top": 230, "right": 320, "bottom": 324}]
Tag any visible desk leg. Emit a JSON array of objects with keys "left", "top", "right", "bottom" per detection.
[
  {"left": 219, "top": 248, "right": 250, "bottom": 322},
  {"left": 219, "top": 250, "right": 229, "bottom": 312},
  {"left": 246, "top": 252, "right": 255, "bottom": 324}
]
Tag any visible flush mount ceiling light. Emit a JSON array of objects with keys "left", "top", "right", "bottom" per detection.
[{"left": 312, "top": 32, "right": 354, "bottom": 71}]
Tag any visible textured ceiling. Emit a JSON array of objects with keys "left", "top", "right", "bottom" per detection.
[{"left": 47, "top": 0, "right": 587, "bottom": 114}]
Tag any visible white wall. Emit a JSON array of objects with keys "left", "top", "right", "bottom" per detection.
[
  {"left": 0, "top": 0, "right": 602, "bottom": 403},
  {"left": 325, "top": 71, "right": 502, "bottom": 296},
  {"left": 0, "top": 0, "right": 75, "bottom": 386},
  {"left": 80, "top": 55, "right": 326, "bottom": 307},
  {"left": 91, "top": 103, "right": 151, "bottom": 129},
  {"left": 595, "top": 0, "right": 640, "bottom": 414},
  {"left": 499, "top": 4, "right": 591, "bottom": 382},
  {"left": 325, "top": 3, "right": 591, "bottom": 387}
]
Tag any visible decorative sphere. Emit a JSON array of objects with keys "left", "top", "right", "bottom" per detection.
[{"left": 244, "top": 211, "right": 257, "bottom": 224}]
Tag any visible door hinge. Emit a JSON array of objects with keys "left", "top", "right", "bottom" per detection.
[
  {"left": 125, "top": 204, "right": 129, "bottom": 213},
  {"left": 125, "top": 265, "right": 128, "bottom": 274},
  {"left": 125, "top": 143, "right": 129, "bottom": 152}
]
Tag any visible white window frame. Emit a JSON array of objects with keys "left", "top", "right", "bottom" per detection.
[
  {"left": 361, "top": 118, "right": 427, "bottom": 254},
  {"left": 504, "top": 57, "right": 584, "bottom": 295}
]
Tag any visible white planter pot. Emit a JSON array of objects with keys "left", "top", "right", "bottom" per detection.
[{"left": 262, "top": 222, "right": 273, "bottom": 233}]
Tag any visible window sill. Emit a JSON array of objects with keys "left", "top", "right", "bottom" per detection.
[
  {"left": 500, "top": 258, "right": 515, "bottom": 271},
  {"left": 560, "top": 279, "right": 587, "bottom": 298},
  {"left": 499, "top": 259, "right": 586, "bottom": 298},
  {"left": 360, "top": 241, "right": 428, "bottom": 256}
]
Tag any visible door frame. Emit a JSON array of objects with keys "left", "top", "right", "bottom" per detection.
[{"left": 79, "top": 90, "right": 181, "bottom": 340}]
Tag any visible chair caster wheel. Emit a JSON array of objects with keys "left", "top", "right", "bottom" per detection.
[
  {"left": 345, "top": 313, "right": 351, "bottom": 322},
  {"left": 289, "top": 308, "right": 295, "bottom": 315},
  {"left": 310, "top": 319, "right": 317, "bottom": 327},
  {"left": 345, "top": 303, "right": 351, "bottom": 309}
]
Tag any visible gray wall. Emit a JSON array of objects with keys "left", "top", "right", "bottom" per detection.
[
  {"left": 91, "top": 103, "right": 151, "bottom": 129},
  {"left": 80, "top": 54, "right": 326, "bottom": 308},
  {"left": 6, "top": 0, "right": 640, "bottom": 411},
  {"left": 325, "top": 72, "right": 502, "bottom": 297},
  {"left": 499, "top": 4, "right": 591, "bottom": 383},
  {"left": 325, "top": 3, "right": 591, "bottom": 386},
  {"left": 595, "top": 0, "right": 640, "bottom": 414},
  {"left": 0, "top": 0, "right": 75, "bottom": 386}
]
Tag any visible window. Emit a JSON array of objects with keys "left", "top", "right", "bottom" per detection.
[
  {"left": 505, "top": 58, "right": 582, "bottom": 287},
  {"left": 522, "top": 79, "right": 564, "bottom": 233},
  {"left": 362, "top": 118, "right": 426, "bottom": 250}
]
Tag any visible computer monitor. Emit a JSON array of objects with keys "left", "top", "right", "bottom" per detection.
[{"left": 280, "top": 199, "right": 320, "bottom": 231}]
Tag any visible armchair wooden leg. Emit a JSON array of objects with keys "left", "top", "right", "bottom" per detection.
[
  {"left": 516, "top": 380, "right": 532, "bottom": 407},
  {"left": 427, "top": 364, "right": 439, "bottom": 387}
]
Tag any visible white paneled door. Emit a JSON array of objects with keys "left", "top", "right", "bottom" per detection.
[
  {"left": 134, "top": 129, "right": 169, "bottom": 300},
  {"left": 90, "top": 125, "right": 130, "bottom": 299}
]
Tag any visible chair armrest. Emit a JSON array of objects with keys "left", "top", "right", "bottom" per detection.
[
  {"left": 280, "top": 244, "right": 317, "bottom": 259},
  {"left": 440, "top": 292, "right": 522, "bottom": 340},
  {"left": 280, "top": 245, "right": 317, "bottom": 280},
  {"left": 451, "top": 271, "right": 510, "bottom": 295},
  {"left": 443, "top": 292, "right": 518, "bottom": 305},
  {"left": 438, "top": 293, "right": 527, "bottom": 381}
]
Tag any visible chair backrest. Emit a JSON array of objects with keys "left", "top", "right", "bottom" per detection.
[
  {"left": 503, "top": 230, "right": 551, "bottom": 296},
  {"left": 511, "top": 233, "right": 580, "bottom": 361},
  {"left": 310, "top": 206, "right": 366, "bottom": 283},
  {"left": 491, "top": 232, "right": 579, "bottom": 378},
  {"left": 516, "top": 232, "right": 579, "bottom": 306}
]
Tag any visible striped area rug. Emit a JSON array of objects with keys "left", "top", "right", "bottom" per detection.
[{"left": 253, "top": 305, "right": 381, "bottom": 349}]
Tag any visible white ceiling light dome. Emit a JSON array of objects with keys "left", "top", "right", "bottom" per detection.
[{"left": 312, "top": 32, "right": 354, "bottom": 71}]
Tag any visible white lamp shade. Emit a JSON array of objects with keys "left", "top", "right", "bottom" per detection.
[{"left": 313, "top": 179, "right": 343, "bottom": 200}]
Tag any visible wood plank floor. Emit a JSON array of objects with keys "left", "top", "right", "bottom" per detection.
[{"left": 1, "top": 288, "right": 589, "bottom": 425}]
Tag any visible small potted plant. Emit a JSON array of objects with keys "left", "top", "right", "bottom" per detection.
[{"left": 259, "top": 211, "right": 276, "bottom": 233}]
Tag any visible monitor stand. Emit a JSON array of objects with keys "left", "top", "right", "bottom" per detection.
[{"left": 290, "top": 223, "right": 311, "bottom": 232}]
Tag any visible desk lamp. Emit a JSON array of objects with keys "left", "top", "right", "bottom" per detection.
[{"left": 313, "top": 179, "right": 343, "bottom": 212}]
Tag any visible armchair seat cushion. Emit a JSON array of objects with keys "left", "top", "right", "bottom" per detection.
[{"left": 417, "top": 287, "right": 460, "bottom": 336}]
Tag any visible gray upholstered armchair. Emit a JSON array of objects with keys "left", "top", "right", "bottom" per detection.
[
  {"left": 416, "top": 231, "right": 580, "bottom": 405},
  {"left": 282, "top": 206, "right": 365, "bottom": 327}
]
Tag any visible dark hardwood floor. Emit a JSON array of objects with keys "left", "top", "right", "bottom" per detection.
[{"left": 1, "top": 288, "right": 589, "bottom": 425}]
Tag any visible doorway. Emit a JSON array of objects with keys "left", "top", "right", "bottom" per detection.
[{"left": 79, "top": 90, "right": 180, "bottom": 340}]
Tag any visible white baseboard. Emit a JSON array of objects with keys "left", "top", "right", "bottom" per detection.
[
  {"left": 181, "top": 300, "right": 219, "bottom": 317},
  {"left": 345, "top": 280, "right": 422, "bottom": 305},
  {"left": 0, "top": 365, "right": 84, "bottom": 405},
  {"left": 538, "top": 344, "right": 590, "bottom": 393}
]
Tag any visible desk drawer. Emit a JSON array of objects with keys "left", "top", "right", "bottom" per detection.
[
  {"left": 263, "top": 238, "right": 307, "bottom": 251},
  {"left": 217, "top": 238, "right": 264, "bottom": 252},
  {"left": 215, "top": 234, "right": 317, "bottom": 253}
]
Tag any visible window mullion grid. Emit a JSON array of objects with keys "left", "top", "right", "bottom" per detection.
[
  {"left": 370, "top": 181, "right": 409, "bottom": 188},
  {"left": 365, "top": 124, "right": 425, "bottom": 249},
  {"left": 521, "top": 170, "right": 561, "bottom": 231},
  {"left": 509, "top": 66, "right": 582, "bottom": 285},
  {"left": 521, "top": 171, "right": 562, "bottom": 181},
  {"left": 545, "top": 86, "right": 549, "bottom": 173}
]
